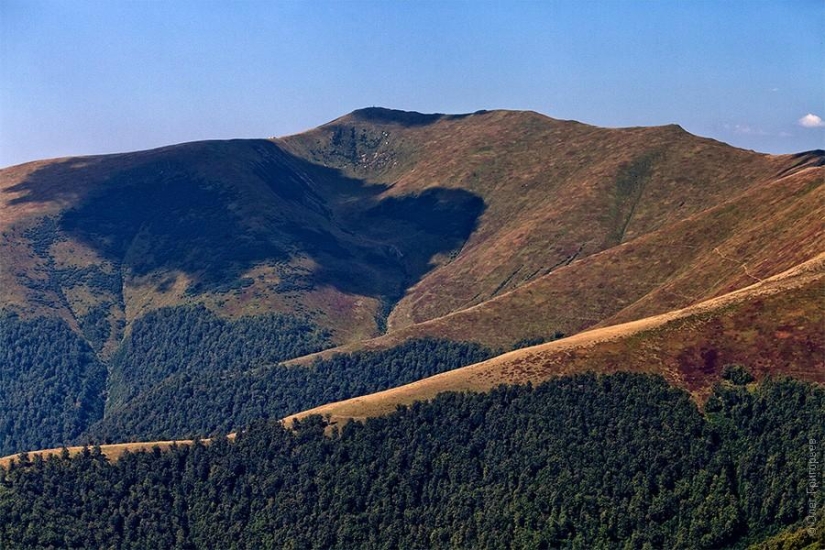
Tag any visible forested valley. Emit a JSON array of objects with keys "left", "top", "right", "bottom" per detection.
[
  {"left": 85, "top": 333, "right": 494, "bottom": 443},
  {"left": 2, "top": 373, "right": 822, "bottom": 549},
  {"left": 0, "top": 307, "right": 494, "bottom": 453}
]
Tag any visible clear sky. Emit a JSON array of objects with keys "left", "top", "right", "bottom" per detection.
[{"left": 1, "top": 0, "right": 822, "bottom": 168}]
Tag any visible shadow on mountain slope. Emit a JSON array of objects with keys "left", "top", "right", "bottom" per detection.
[{"left": 5, "top": 140, "right": 485, "bottom": 300}]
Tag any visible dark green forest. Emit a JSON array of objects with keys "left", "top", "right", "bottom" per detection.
[
  {"left": 0, "top": 306, "right": 332, "bottom": 456},
  {"left": 2, "top": 374, "right": 822, "bottom": 549},
  {"left": 86, "top": 336, "right": 494, "bottom": 443},
  {"left": 104, "top": 305, "right": 334, "bottom": 410},
  {"left": 0, "top": 313, "right": 106, "bottom": 456},
  {"left": 0, "top": 306, "right": 493, "bottom": 453}
]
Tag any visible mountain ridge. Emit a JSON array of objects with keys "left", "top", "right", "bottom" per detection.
[
  {"left": 1, "top": 106, "right": 822, "bottom": 456},
  {"left": 284, "top": 251, "right": 825, "bottom": 426}
]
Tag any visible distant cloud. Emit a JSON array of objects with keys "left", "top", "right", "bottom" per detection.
[{"left": 798, "top": 113, "right": 825, "bottom": 128}]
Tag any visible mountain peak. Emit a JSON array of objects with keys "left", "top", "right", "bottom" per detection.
[{"left": 345, "top": 107, "right": 476, "bottom": 126}]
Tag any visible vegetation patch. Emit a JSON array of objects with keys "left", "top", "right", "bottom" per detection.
[
  {"left": 0, "top": 312, "right": 106, "bottom": 456},
  {"left": 105, "top": 304, "right": 333, "bottom": 412},
  {"left": 1, "top": 374, "right": 821, "bottom": 549},
  {"left": 85, "top": 337, "right": 493, "bottom": 442}
]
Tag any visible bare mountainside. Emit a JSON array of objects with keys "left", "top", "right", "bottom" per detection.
[
  {"left": 290, "top": 160, "right": 823, "bottom": 361},
  {"left": 282, "top": 108, "right": 823, "bottom": 337}
]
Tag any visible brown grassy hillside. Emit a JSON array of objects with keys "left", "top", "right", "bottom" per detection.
[
  {"left": 287, "top": 154, "right": 823, "bottom": 361},
  {"left": 283, "top": 108, "right": 813, "bottom": 335},
  {"left": 284, "top": 253, "right": 825, "bottom": 426}
]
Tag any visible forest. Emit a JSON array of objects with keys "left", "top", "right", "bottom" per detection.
[
  {"left": 0, "top": 312, "right": 107, "bottom": 456},
  {"left": 2, "top": 373, "right": 822, "bottom": 549},
  {"left": 0, "top": 306, "right": 495, "bottom": 451},
  {"left": 85, "top": 336, "right": 494, "bottom": 443},
  {"left": 104, "top": 304, "right": 334, "bottom": 411}
]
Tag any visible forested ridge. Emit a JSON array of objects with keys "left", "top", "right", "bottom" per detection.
[
  {"left": 85, "top": 336, "right": 494, "bottom": 443},
  {"left": 2, "top": 373, "right": 822, "bottom": 549},
  {"left": 0, "top": 307, "right": 494, "bottom": 452},
  {"left": 0, "top": 306, "right": 333, "bottom": 456},
  {"left": 104, "top": 305, "right": 334, "bottom": 411}
]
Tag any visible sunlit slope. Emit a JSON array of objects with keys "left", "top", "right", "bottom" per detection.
[
  {"left": 284, "top": 253, "right": 825, "bottom": 426},
  {"left": 288, "top": 158, "right": 823, "bottom": 360},
  {"left": 0, "top": 440, "right": 187, "bottom": 469},
  {"left": 283, "top": 108, "right": 814, "bottom": 334}
]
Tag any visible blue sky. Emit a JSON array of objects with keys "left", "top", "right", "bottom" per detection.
[{"left": 1, "top": 0, "right": 822, "bottom": 167}]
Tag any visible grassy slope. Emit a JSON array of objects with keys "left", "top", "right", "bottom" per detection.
[
  {"left": 287, "top": 159, "right": 824, "bottom": 362},
  {"left": 282, "top": 108, "right": 806, "bottom": 334},
  {"left": 0, "top": 440, "right": 187, "bottom": 469},
  {"left": 283, "top": 253, "right": 825, "bottom": 426}
]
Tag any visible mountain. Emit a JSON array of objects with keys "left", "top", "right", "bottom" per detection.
[
  {"left": 0, "top": 107, "right": 822, "bottom": 455},
  {"left": 286, "top": 109, "right": 822, "bottom": 330},
  {"left": 1, "top": 107, "right": 823, "bottom": 549}
]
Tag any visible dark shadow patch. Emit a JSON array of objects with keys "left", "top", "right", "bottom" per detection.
[
  {"left": 774, "top": 149, "right": 825, "bottom": 179},
  {"left": 6, "top": 158, "right": 110, "bottom": 207},
  {"left": 362, "top": 187, "right": 484, "bottom": 236},
  {"left": 7, "top": 140, "right": 485, "bottom": 301},
  {"left": 607, "top": 152, "right": 659, "bottom": 245},
  {"left": 59, "top": 164, "right": 289, "bottom": 294},
  {"left": 251, "top": 153, "right": 330, "bottom": 218}
]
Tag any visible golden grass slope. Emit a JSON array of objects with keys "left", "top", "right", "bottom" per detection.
[
  {"left": 0, "top": 440, "right": 186, "bottom": 469},
  {"left": 0, "top": 433, "right": 243, "bottom": 469},
  {"left": 284, "top": 252, "right": 825, "bottom": 427}
]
